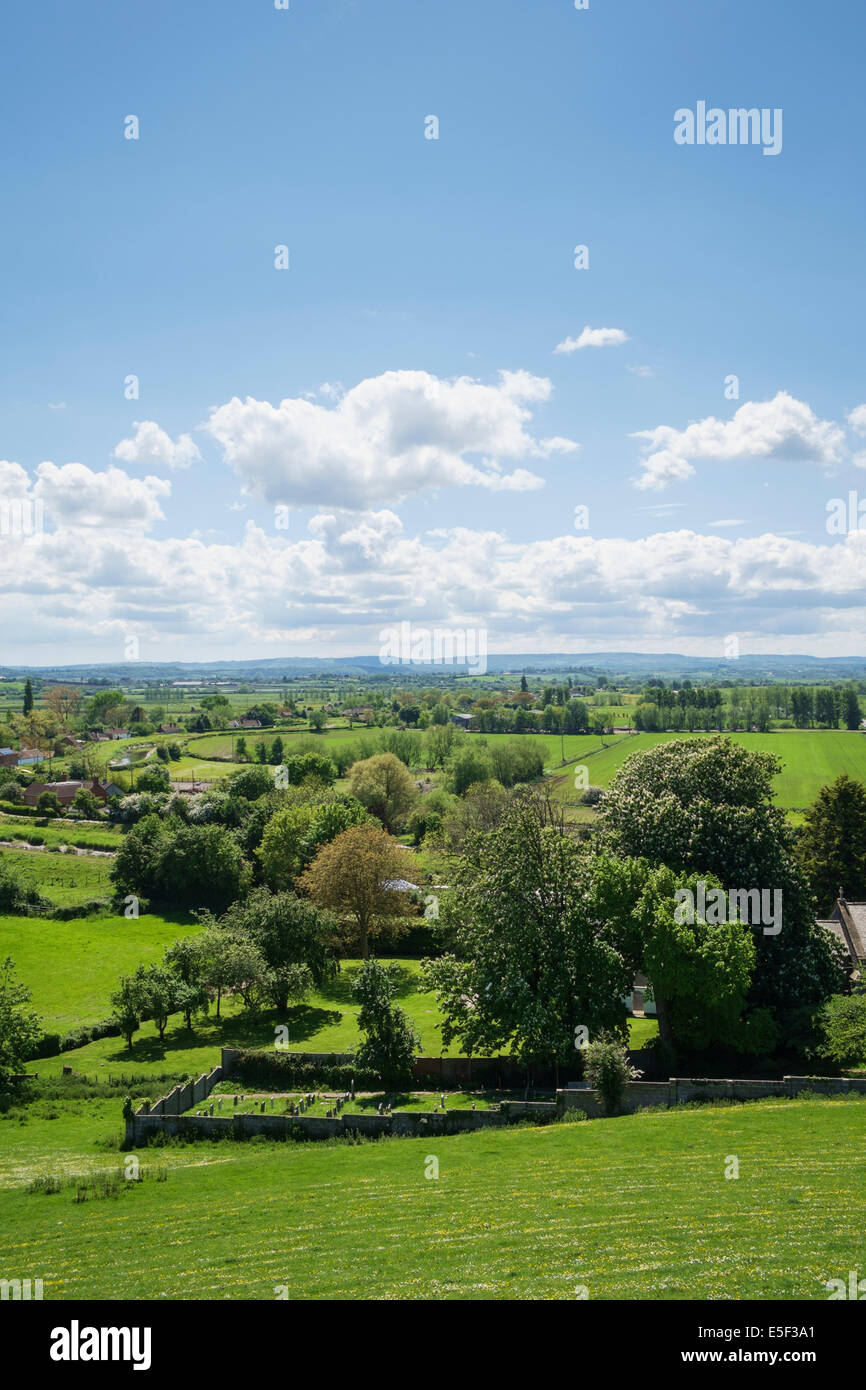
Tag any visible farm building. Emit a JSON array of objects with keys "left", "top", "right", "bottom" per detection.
[{"left": 22, "top": 778, "right": 109, "bottom": 808}]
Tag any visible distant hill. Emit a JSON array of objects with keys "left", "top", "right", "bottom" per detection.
[{"left": 1, "top": 652, "right": 866, "bottom": 682}]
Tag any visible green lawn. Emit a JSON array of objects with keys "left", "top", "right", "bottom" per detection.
[
  {"left": 13, "top": 929, "right": 654, "bottom": 1076},
  {"left": 0, "top": 1091, "right": 863, "bottom": 1299},
  {"left": 0, "top": 845, "right": 113, "bottom": 906},
  {"left": 24, "top": 958, "right": 451, "bottom": 1076},
  {"left": 0, "top": 911, "right": 198, "bottom": 1031}
]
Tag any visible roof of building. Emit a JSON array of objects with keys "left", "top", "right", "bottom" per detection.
[{"left": 818, "top": 898, "right": 866, "bottom": 966}]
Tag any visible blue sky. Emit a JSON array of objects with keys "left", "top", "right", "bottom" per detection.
[{"left": 2, "top": 0, "right": 866, "bottom": 663}]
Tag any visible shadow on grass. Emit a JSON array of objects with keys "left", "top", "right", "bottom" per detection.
[
  {"left": 102, "top": 1003, "right": 345, "bottom": 1065},
  {"left": 318, "top": 962, "right": 419, "bottom": 1004}
]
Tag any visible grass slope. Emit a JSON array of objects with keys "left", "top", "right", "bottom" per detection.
[{"left": 0, "top": 1094, "right": 862, "bottom": 1299}]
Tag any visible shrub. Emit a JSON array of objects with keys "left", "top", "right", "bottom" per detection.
[{"left": 583, "top": 1037, "right": 642, "bottom": 1116}]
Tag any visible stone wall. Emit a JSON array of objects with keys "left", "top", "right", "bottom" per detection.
[
  {"left": 128, "top": 1069, "right": 866, "bottom": 1145},
  {"left": 128, "top": 1106, "right": 509, "bottom": 1146}
]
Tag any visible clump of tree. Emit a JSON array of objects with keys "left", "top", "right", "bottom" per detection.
[
  {"left": 257, "top": 790, "right": 371, "bottom": 887},
  {"left": 111, "top": 815, "right": 252, "bottom": 912},
  {"left": 598, "top": 736, "right": 847, "bottom": 1053}
]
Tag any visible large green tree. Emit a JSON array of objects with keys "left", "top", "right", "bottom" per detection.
[
  {"left": 796, "top": 774, "right": 866, "bottom": 916},
  {"left": 589, "top": 859, "right": 769, "bottom": 1059},
  {"left": 351, "top": 958, "right": 421, "bottom": 1089},
  {"left": 0, "top": 957, "right": 42, "bottom": 1079},
  {"left": 423, "top": 790, "right": 632, "bottom": 1074},
  {"left": 598, "top": 736, "right": 846, "bottom": 1050},
  {"left": 206, "top": 887, "right": 339, "bottom": 1011}
]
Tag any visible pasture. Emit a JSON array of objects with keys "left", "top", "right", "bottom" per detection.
[
  {"left": 0, "top": 845, "right": 113, "bottom": 906},
  {"left": 0, "top": 911, "right": 198, "bottom": 1031},
  {"left": 10, "top": 926, "right": 656, "bottom": 1076},
  {"left": 546, "top": 729, "right": 866, "bottom": 810},
  {"left": 0, "top": 1091, "right": 863, "bottom": 1299}
]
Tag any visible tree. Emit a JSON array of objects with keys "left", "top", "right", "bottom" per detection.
[
  {"left": 110, "top": 970, "right": 150, "bottom": 1049},
  {"left": 598, "top": 736, "right": 845, "bottom": 1050},
  {"left": 0, "top": 957, "right": 42, "bottom": 1080},
  {"left": 589, "top": 859, "right": 763, "bottom": 1060},
  {"left": 583, "top": 1037, "right": 641, "bottom": 1116},
  {"left": 447, "top": 744, "right": 492, "bottom": 796},
  {"left": 136, "top": 963, "right": 190, "bottom": 1041},
  {"left": 0, "top": 861, "right": 46, "bottom": 917},
  {"left": 43, "top": 685, "right": 81, "bottom": 724},
  {"left": 23, "top": 679, "right": 33, "bottom": 715},
  {"left": 136, "top": 764, "right": 170, "bottom": 794},
  {"left": 348, "top": 752, "right": 416, "bottom": 831},
  {"left": 300, "top": 824, "right": 419, "bottom": 959},
  {"left": 285, "top": 751, "right": 337, "bottom": 786},
  {"left": 308, "top": 708, "right": 327, "bottom": 732},
  {"left": 163, "top": 936, "right": 209, "bottom": 1030},
  {"left": 520, "top": 675, "right": 528, "bottom": 693},
  {"left": 72, "top": 787, "right": 101, "bottom": 819},
  {"left": 36, "top": 791, "right": 62, "bottom": 817},
  {"left": 815, "top": 992, "right": 866, "bottom": 1068},
  {"left": 208, "top": 887, "right": 339, "bottom": 1011},
  {"left": 796, "top": 775, "right": 866, "bottom": 916},
  {"left": 192, "top": 927, "right": 268, "bottom": 1019},
  {"left": 842, "top": 686, "right": 861, "bottom": 731},
  {"left": 351, "top": 958, "right": 421, "bottom": 1089},
  {"left": 422, "top": 790, "right": 632, "bottom": 1075}
]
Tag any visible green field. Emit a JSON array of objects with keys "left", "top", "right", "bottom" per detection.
[
  {"left": 0, "top": 912, "right": 198, "bottom": 1031},
  {"left": 0, "top": 817, "right": 122, "bottom": 852},
  {"left": 546, "top": 729, "right": 866, "bottom": 810},
  {"left": 0, "top": 846, "right": 114, "bottom": 906},
  {"left": 0, "top": 1091, "right": 862, "bottom": 1299}
]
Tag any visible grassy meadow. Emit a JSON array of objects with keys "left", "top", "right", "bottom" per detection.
[
  {"left": 0, "top": 846, "right": 113, "bottom": 906},
  {"left": 0, "top": 1090, "right": 862, "bottom": 1299},
  {"left": 545, "top": 728, "right": 866, "bottom": 811},
  {"left": 0, "top": 912, "right": 199, "bottom": 1032}
]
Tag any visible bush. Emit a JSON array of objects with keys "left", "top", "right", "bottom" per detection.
[
  {"left": 230, "top": 1050, "right": 382, "bottom": 1091},
  {"left": 815, "top": 994, "right": 866, "bottom": 1068},
  {"left": 583, "top": 1037, "right": 642, "bottom": 1116}
]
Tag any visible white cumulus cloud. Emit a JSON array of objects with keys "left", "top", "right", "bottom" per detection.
[
  {"left": 631, "top": 391, "right": 847, "bottom": 490},
  {"left": 33, "top": 462, "right": 170, "bottom": 529},
  {"left": 114, "top": 420, "right": 202, "bottom": 471},
  {"left": 554, "top": 326, "right": 629, "bottom": 354},
  {"left": 204, "top": 369, "right": 576, "bottom": 507}
]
